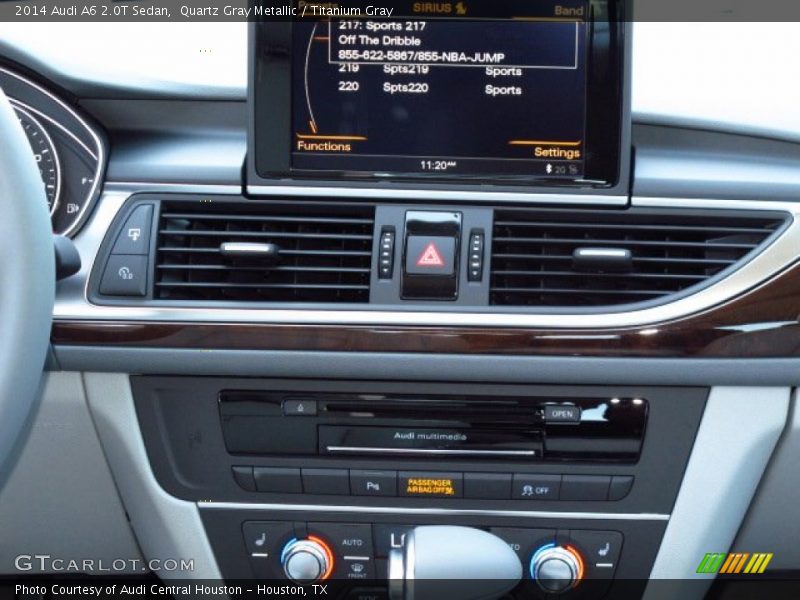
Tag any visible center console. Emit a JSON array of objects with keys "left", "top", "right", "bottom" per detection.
[
  {"left": 93, "top": 1, "right": 731, "bottom": 597},
  {"left": 134, "top": 377, "right": 706, "bottom": 596}
]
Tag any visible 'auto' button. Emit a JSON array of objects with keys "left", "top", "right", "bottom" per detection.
[{"left": 100, "top": 255, "right": 148, "bottom": 296}]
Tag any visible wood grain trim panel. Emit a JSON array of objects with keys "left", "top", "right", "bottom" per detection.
[{"left": 51, "top": 264, "right": 800, "bottom": 358}]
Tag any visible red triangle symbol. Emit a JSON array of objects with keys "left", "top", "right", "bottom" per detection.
[{"left": 416, "top": 242, "right": 445, "bottom": 267}]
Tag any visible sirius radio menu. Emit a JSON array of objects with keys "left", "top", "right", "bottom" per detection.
[{"left": 291, "top": 0, "right": 589, "bottom": 179}]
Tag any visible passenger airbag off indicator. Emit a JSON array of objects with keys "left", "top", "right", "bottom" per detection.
[{"left": 399, "top": 471, "right": 463, "bottom": 498}]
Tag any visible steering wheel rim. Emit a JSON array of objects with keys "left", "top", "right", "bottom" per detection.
[{"left": 0, "top": 86, "right": 54, "bottom": 483}]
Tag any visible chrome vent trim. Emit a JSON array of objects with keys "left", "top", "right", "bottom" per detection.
[
  {"left": 54, "top": 188, "right": 800, "bottom": 329},
  {"left": 490, "top": 209, "right": 787, "bottom": 308}
]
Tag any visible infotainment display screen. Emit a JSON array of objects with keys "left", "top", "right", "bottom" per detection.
[
  {"left": 252, "top": 0, "right": 625, "bottom": 187},
  {"left": 292, "top": 10, "right": 587, "bottom": 178}
]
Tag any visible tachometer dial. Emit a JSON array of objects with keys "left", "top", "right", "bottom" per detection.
[{"left": 13, "top": 105, "right": 62, "bottom": 215}]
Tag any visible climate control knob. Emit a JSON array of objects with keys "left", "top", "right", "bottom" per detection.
[
  {"left": 530, "top": 544, "right": 584, "bottom": 594},
  {"left": 280, "top": 537, "right": 334, "bottom": 584}
]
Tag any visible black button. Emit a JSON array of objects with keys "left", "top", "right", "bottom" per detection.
[
  {"left": 513, "top": 474, "right": 561, "bottom": 500},
  {"left": 302, "top": 468, "right": 350, "bottom": 495},
  {"left": 608, "top": 475, "right": 634, "bottom": 501},
  {"left": 464, "top": 473, "right": 512, "bottom": 499},
  {"left": 378, "top": 229, "right": 395, "bottom": 280},
  {"left": 561, "top": 475, "right": 611, "bottom": 501},
  {"left": 568, "top": 530, "right": 623, "bottom": 577},
  {"left": 254, "top": 467, "right": 302, "bottom": 493},
  {"left": 309, "top": 522, "right": 374, "bottom": 557},
  {"left": 405, "top": 236, "right": 456, "bottom": 276},
  {"left": 399, "top": 471, "right": 463, "bottom": 498},
  {"left": 283, "top": 399, "right": 318, "bottom": 416},
  {"left": 99, "top": 255, "right": 148, "bottom": 296},
  {"left": 544, "top": 404, "right": 581, "bottom": 423},
  {"left": 490, "top": 528, "right": 556, "bottom": 563},
  {"left": 309, "top": 523, "right": 375, "bottom": 580},
  {"left": 232, "top": 466, "right": 256, "bottom": 491},
  {"left": 112, "top": 204, "right": 153, "bottom": 255},
  {"left": 467, "top": 231, "right": 484, "bottom": 282},
  {"left": 373, "top": 524, "right": 414, "bottom": 558},
  {"left": 351, "top": 470, "right": 397, "bottom": 497},
  {"left": 340, "top": 558, "right": 375, "bottom": 580}
]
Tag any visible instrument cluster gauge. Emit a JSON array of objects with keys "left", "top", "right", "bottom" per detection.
[
  {"left": 2, "top": 66, "right": 106, "bottom": 238},
  {"left": 14, "top": 105, "right": 62, "bottom": 215}
]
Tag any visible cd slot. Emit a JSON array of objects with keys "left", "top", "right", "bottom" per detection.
[
  {"left": 322, "top": 399, "right": 542, "bottom": 424},
  {"left": 319, "top": 426, "right": 542, "bottom": 459}
]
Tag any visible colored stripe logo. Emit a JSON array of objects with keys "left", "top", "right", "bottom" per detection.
[{"left": 697, "top": 552, "right": 773, "bottom": 574}]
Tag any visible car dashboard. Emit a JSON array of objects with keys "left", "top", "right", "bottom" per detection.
[{"left": 0, "top": 11, "right": 799, "bottom": 600}]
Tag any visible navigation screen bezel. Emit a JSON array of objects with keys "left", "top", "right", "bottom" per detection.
[{"left": 250, "top": 1, "right": 628, "bottom": 193}]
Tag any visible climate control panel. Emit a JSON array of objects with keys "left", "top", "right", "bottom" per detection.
[
  {"left": 244, "top": 522, "right": 379, "bottom": 582},
  {"left": 238, "top": 520, "right": 622, "bottom": 597}
]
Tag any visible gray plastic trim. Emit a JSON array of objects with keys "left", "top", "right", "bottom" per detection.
[
  {"left": 0, "top": 373, "right": 143, "bottom": 574},
  {"left": 645, "top": 387, "right": 790, "bottom": 595},
  {"left": 54, "top": 186, "right": 800, "bottom": 330},
  {"left": 82, "top": 372, "right": 221, "bottom": 580},
  {"left": 199, "top": 501, "right": 668, "bottom": 522},
  {"left": 733, "top": 390, "right": 800, "bottom": 570},
  {"left": 246, "top": 185, "right": 628, "bottom": 206},
  {"left": 53, "top": 348, "right": 800, "bottom": 387}
]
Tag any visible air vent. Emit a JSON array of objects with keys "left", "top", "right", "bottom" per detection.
[
  {"left": 491, "top": 209, "right": 787, "bottom": 308},
  {"left": 155, "top": 203, "right": 375, "bottom": 303}
]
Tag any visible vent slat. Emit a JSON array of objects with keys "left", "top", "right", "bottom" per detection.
[
  {"left": 492, "top": 253, "right": 738, "bottom": 267},
  {"left": 491, "top": 287, "right": 667, "bottom": 297},
  {"left": 491, "top": 210, "right": 785, "bottom": 308},
  {"left": 493, "top": 237, "right": 760, "bottom": 250},
  {"left": 159, "top": 229, "right": 373, "bottom": 241},
  {"left": 492, "top": 270, "right": 707, "bottom": 281},
  {"left": 158, "top": 247, "right": 373, "bottom": 257},
  {"left": 156, "top": 282, "right": 370, "bottom": 291},
  {"left": 493, "top": 221, "right": 776, "bottom": 235},
  {"left": 155, "top": 203, "right": 375, "bottom": 303},
  {"left": 161, "top": 212, "right": 373, "bottom": 225},
  {"left": 157, "top": 264, "right": 371, "bottom": 274}
]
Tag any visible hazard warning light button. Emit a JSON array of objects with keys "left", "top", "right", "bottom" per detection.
[{"left": 405, "top": 236, "right": 456, "bottom": 276}]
